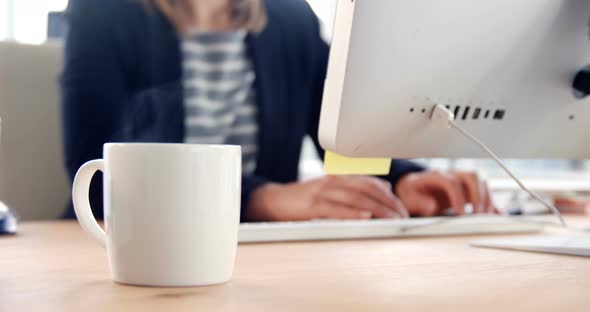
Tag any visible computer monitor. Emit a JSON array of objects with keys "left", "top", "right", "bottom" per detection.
[
  {"left": 319, "top": 0, "right": 590, "bottom": 159},
  {"left": 318, "top": 0, "right": 590, "bottom": 257}
]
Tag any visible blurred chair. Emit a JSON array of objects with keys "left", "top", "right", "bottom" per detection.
[{"left": 0, "top": 41, "right": 69, "bottom": 220}]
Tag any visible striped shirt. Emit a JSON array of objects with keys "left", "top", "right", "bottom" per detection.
[{"left": 182, "top": 30, "right": 258, "bottom": 174}]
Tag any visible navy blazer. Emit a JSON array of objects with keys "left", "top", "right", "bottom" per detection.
[{"left": 60, "top": 0, "right": 423, "bottom": 220}]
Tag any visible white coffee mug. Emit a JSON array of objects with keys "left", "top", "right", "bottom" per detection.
[{"left": 72, "top": 143, "right": 241, "bottom": 287}]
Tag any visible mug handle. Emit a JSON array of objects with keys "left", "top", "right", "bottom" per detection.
[{"left": 72, "top": 159, "right": 106, "bottom": 247}]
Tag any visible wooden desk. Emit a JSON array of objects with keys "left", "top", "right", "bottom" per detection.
[{"left": 1, "top": 221, "right": 589, "bottom": 312}]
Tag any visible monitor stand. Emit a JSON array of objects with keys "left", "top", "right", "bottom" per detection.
[{"left": 471, "top": 235, "right": 590, "bottom": 257}]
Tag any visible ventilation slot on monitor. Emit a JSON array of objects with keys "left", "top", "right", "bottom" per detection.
[
  {"left": 472, "top": 108, "right": 482, "bottom": 120},
  {"left": 416, "top": 103, "right": 505, "bottom": 121},
  {"left": 461, "top": 106, "right": 471, "bottom": 120},
  {"left": 452, "top": 106, "right": 461, "bottom": 120},
  {"left": 493, "top": 109, "right": 505, "bottom": 120}
]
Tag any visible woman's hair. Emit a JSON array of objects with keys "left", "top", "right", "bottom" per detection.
[{"left": 142, "top": 0, "right": 266, "bottom": 33}]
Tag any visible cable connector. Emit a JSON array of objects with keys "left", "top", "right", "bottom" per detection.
[{"left": 431, "top": 104, "right": 454, "bottom": 128}]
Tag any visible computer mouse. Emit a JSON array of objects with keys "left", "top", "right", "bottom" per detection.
[{"left": 0, "top": 201, "right": 18, "bottom": 235}]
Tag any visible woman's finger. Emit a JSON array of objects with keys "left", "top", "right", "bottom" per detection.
[
  {"left": 315, "top": 199, "right": 374, "bottom": 220},
  {"left": 426, "top": 172, "right": 468, "bottom": 215},
  {"left": 454, "top": 172, "right": 484, "bottom": 213},
  {"left": 321, "top": 187, "right": 403, "bottom": 219},
  {"left": 330, "top": 176, "right": 409, "bottom": 218}
]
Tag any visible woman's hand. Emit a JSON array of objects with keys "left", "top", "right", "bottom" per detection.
[
  {"left": 247, "top": 176, "right": 409, "bottom": 221},
  {"left": 395, "top": 171, "right": 496, "bottom": 217}
]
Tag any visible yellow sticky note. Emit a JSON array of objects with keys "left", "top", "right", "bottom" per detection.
[{"left": 324, "top": 151, "right": 391, "bottom": 175}]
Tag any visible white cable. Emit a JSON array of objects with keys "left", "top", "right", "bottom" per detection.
[{"left": 431, "top": 104, "right": 568, "bottom": 228}]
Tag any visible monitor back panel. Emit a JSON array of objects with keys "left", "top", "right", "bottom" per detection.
[{"left": 319, "top": 0, "right": 590, "bottom": 159}]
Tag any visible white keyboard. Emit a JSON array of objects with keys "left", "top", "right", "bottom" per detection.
[{"left": 238, "top": 215, "right": 547, "bottom": 243}]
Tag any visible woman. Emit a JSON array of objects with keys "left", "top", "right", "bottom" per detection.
[{"left": 61, "top": 0, "right": 495, "bottom": 221}]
